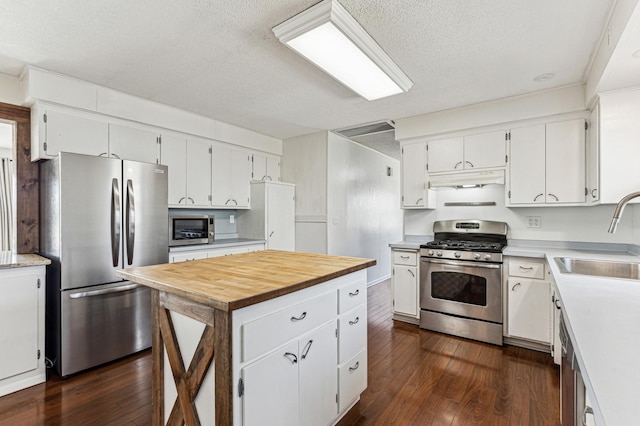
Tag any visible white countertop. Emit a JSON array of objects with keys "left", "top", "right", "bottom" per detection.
[{"left": 506, "top": 245, "right": 640, "bottom": 426}]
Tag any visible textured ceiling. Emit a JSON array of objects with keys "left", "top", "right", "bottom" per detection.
[{"left": 0, "top": 0, "right": 616, "bottom": 144}]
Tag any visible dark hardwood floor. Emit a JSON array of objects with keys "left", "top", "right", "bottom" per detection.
[{"left": 0, "top": 279, "right": 559, "bottom": 425}]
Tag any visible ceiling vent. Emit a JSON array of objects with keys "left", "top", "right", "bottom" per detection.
[{"left": 333, "top": 120, "right": 399, "bottom": 159}]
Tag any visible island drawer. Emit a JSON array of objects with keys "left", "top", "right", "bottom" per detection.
[
  {"left": 509, "top": 259, "right": 545, "bottom": 280},
  {"left": 338, "top": 349, "right": 367, "bottom": 412},
  {"left": 338, "top": 279, "right": 366, "bottom": 314},
  {"left": 241, "top": 291, "right": 336, "bottom": 362},
  {"left": 338, "top": 305, "right": 367, "bottom": 363},
  {"left": 393, "top": 250, "right": 417, "bottom": 266}
]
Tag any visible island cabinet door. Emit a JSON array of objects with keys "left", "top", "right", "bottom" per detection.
[
  {"left": 242, "top": 341, "right": 299, "bottom": 426},
  {"left": 299, "top": 322, "right": 339, "bottom": 426}
]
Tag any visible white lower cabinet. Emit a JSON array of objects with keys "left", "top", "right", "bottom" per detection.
[
  {"left": 0, "top": 266, "right": 46, "bottom": 397},
  {"left": 169, "top": 244, "right": 265, "bottom": 263},
  {"left": 505, "top": 257, "right": 551, "bottom": 345},
  {"left": 551, "top": 277, "right": 562, "bottom": 365},
  {"left": 234, "top": 269, "right": 368, "bottom": 425},
  {"left": 242, "top": 322, "right": 337, "bottom": 426},
  {"left": 391, "top": 249, "right": 420, "bottom": 322}
]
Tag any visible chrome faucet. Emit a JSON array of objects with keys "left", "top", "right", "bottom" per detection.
[{"left": 608, "top": 191, "right": 640, "bottom": 233}]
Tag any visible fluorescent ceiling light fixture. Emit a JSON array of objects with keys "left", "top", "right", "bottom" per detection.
[{"left": 273, "top": 0, "right": 413, "bottom": 101}]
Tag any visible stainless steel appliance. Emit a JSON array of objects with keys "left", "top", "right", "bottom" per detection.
[
  {"left": 169, "top": 214, "right": 215, "bottom": 246},
  {"left": 40, "top": 152, "right": 168, "bottom": 377},
  {"left": 419, "top": 220, "right": 507, "bottom": 345}
]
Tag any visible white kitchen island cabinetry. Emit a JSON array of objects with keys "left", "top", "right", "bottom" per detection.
[
  {"left": 161, "top": 134, "right": 211, "bottom": 207},
  {"left": 237, "top": 182, "right": 295, "bottom": 251},
  {"left": 426, "top": 130, "right": 506, "bottom": 173},
  {"left": 401, "top": 141, "right": 435, "bottom": 209},
  {"left": 169, "top": 243, "right": 265, "bottom": 263},
  {"left": 505, "top": 257, "right": 551, "bottom": 347},
  {"left": 211, "top": 144, "right": 251, "bottom": 209},
  {"left": 390, "top": 249, "right": 419, "bottom": 323},
  {"left": 508, "top": 119, "right": 586, "bottom": 206},
  {"left": 0, "top": 256, "right": 50, "bottom": 398}
]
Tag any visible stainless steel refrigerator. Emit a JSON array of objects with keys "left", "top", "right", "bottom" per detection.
[{"left": 40, "top": 152, "right": 168, "bottom": 377}]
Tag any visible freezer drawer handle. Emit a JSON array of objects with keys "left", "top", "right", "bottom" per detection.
[
  {"left": 111, "top": 178, "right": 121, "bottom": 267},
  {"left": 126, "top": 179, "right": 135, "bottom": 265},
  {"left": 69, "top": 283, "right": 141, "bottom": 299}
]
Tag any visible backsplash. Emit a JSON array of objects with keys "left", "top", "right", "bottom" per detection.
[{"left": 404, "top": 186, "right": 635, "bottom": 244}]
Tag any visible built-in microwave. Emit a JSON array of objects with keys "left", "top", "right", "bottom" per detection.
[{"left": 169, "top": 214, "right": 215, "bottom": 246}]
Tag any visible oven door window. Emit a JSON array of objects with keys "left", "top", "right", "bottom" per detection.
[{"left": 430, "top": 271, "right": 487, "bottom": 306}]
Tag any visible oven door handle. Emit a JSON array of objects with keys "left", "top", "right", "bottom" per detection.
[{"left": 423, "top": 259, "right": 501, "bottom": 269}]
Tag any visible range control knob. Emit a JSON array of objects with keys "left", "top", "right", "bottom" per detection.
[
  {"left": 427, "top": 250, "right": 434, "bottom": 256},
  {"left": 484, "top": 254, "right": 492, "bottom": 260},
  {"left": 473, "top": 253, "right": 481, "bottom": 260},
  {"left": 454, "top": 252, "right": 461, "bottom": 258},
  {"left": 436, "top": 250, "right": 443, "bottom": 257}
]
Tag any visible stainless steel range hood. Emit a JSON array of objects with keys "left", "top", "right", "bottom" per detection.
[{"left": 428, "top": 170, "right": 505, "bottom": 189}]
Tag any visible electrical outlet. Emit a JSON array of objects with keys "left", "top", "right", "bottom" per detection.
[
  {"left": 229, "top": 215, "right": 235, "bottom": 224},
  {"left": 527, "top": 216, "right": 541, "bottom": 228}
]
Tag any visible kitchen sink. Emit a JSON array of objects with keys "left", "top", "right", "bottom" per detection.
[{"left": 554, "top": 257, "right": 640, "bottom": 280}]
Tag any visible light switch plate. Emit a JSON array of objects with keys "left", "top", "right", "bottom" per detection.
[{"left": 527, "top": 216, "right": 541, "bottom": 228}]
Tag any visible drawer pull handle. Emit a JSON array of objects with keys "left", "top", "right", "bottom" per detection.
[
  {"left": 400, "top": 255, "right": 410, "bottom": 259},
  {"left": 301, "top": 340, "right": 313, "bottom": 359},
  {"left": 349, "top": 361, "right": 360, "bottom": 372},
  {"left": 291, "top": 312, "right": 307, "bottom": 322},
  {"left": 511, "top": 283, "right": 521, "bottom": 291},
  {"left": 519, "top": 266, "right": 533, "bottom": 270},
  {"left": 283, "top": 352, "right": 298, "bottom": 364},
  {"left": 555, "top": 299, "right": 561, "bottom": 310},
  {"left": 349, "top": 317, "right": 360, "bottom": 326},
  {"left": 349, "top": 289, "right": 359, "bottom": 297}
]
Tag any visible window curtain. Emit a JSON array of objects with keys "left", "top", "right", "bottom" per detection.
[{"left": 0, "top": 157, "right": 14, "bottom": 251}]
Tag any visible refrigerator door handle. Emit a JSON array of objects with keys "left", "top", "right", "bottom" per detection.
[
  {"left": 126, "top": 179, "right": 135, "bottom": 265},
  {"left": 111, "top": 178, "right": 121, "bottom": 267},
  {"left": 69, "top": 283, "right": 141, "bottom": 299}
]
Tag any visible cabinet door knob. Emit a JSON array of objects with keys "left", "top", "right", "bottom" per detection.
[
  {"left": 408, "top": 269, "right": 415, "bottom": 277},
  {"left": 591, "top": 189, "right": 598, "bottom": 198},
  {"left": 290, "top": 312, "right": 307, "bottom": 322},
  {"left": 349, "top": 317, "right": 360, "bottom": 326},
  {"left": 283, "top": 352, "right": 298, "bottom": 364},
  {"left": 415, "top": 198, "right": 423, "bottom": 205},
  {"left": 301, "top": 340, "right": 313, "bottom": 359},
  {"left": 519, "top": 265, "right": 533, "bottom": 271},
  {"left": 348, "top": 289, "right": 359, "bottom": 297},
  {"left": 533, "top": 193, "right": 544, "bottom": 202},
  {"left": 511, "top": 282, "right": 521, "bottom": 291},
  {"left": 465, "top": 160, "right": 474, "bottom": 168},
  {"left": 349, "top": 361, "right": 360, "bottom": 372},
  {"left": 454, "top": 161, "right": 463, "bottom": 169},
  {"left": 548, "top": 193, "right": 559, "bottom": 201}
]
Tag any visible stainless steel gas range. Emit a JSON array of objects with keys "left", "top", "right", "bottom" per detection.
[{"left": 419, "top": 220, "right": 508, "bottom": 345}]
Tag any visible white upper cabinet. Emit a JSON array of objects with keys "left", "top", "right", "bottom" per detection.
[
  {"left": 463, "top": 130, "right": 507, "bottom": 170},
  {"left": 108, "top": 124, "right": 159, "bottom": 164},
  {"left": 426, "top": 131, "right": 506, "bottom": 173},
  {"left": 34, "top": 109, "right": 108, "bottom": 160},
  {"left": 586, "top": 104, "right": 600, "bottom": 204},
  {"left": 211, "top": 144, "right": 251, "bottom": 209},
  {"left": 252, "top": 153, "right": 281, "bottom": 182},
  {"left": 161, "top": 135, "right": 211, "bottom": 207},
  {"left": 401, "top": 141, "right": 434, "bottom": 209},
  {"left": 508, "top": 119, "right": 586, "bottom": 206}
]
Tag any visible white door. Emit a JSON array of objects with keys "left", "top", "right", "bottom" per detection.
[
  {"left": 0, "top": 272, "right": 39, "bottom": 380},
  {"left": 211, "top": 144, "right": 232, "bottom": 207},
  {"left": 299, "top": 322, "right": 338, "bottom": 426},
  {"left": 160, "top": 135, "right": 187, "bottom": 206},
  {"left": 546, "top": 119, "right": 586, "bottom": 204},
  {"left": 267, "top": 184, "right": 295, "bottom": 251},
  {"left": 45, "top": 110, "right": 108, "bottom": 157},
  {"left": 109, "top": 124, "right": 159, "bottom": 163},
  {"left": 401, "top": 142, "right": 426, "bottom": 207},
  {"left": 185, "top": 139, "right": 211, "bottom": 207},
  {"left": 427, "top": 137, "right": 463, "bottom": 173},
  {"left": 266, "top": 156, "right": 281, "bottom": 182},
  {"left": 231, "top": 150, "right": 251, "bottom": 208},
  {"left": 463, "top": 130, "right": 506, "bottom": 170},
  {"left": 507, "top": 278, "right": 551, "bottom": 343},
  {"left": 242, "top": 341, "right": 299, "bottom": 426},
  {"left": 251, "top": 153, "right": 267, "bottom": 181},
  {"left": 393, "top": 265, "right": 418, "bottom": 316},
  {"left": 508, "top": 125, "right": 545, "bottom": 204}
]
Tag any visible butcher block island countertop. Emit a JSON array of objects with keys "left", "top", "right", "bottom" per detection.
[{"left": 116, "top": 250, "right": 375, "bottom": 426}]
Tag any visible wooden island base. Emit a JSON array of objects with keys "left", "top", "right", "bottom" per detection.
[{"left": 117, "top": 250, "right": 375, "bottom": 425}]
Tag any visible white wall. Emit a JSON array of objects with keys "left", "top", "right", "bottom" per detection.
[
  {"left": 327, "top": 133, "right": 402, "bottom": 284},
  {"left": 404, "top": 186, "right": 634, "bottom": 244}
]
